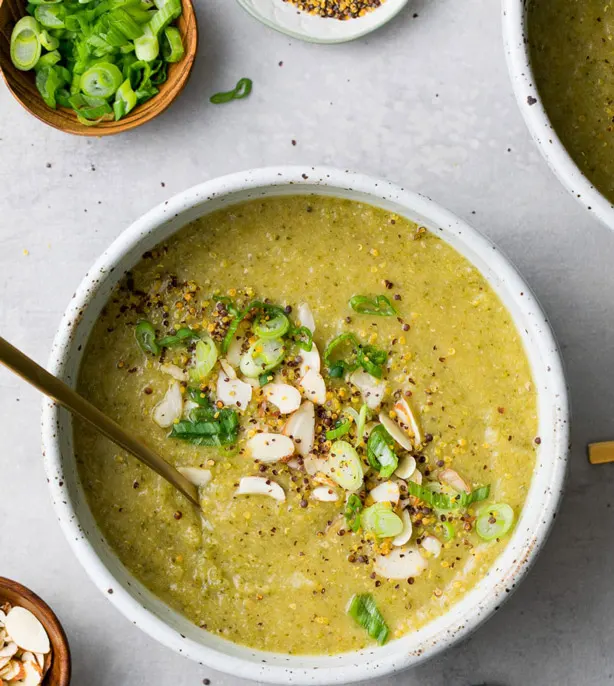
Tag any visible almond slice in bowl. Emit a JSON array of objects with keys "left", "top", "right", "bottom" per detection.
[
  {"left": 236, "top": 476, "right": 285, "bottom": 501},
  {"left": 245, "top": 433, "right": 295, "bottom": 464}
]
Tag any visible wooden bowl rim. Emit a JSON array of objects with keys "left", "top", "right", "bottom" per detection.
[
  {"left": 0, "top": 576, "right": 71, "bottom": 686},
  {"left": 0, "top": 0, "right": 198, "bottom": 136}
]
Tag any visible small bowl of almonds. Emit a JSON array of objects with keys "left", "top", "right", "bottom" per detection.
[{"left": 0, "top": 578, "right": 70, "bottom": 685}]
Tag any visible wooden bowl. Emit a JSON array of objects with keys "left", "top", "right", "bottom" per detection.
[
  {"left": 0, "top": 0, "right": 197, "bottom": 136},
  {"left": 0, "top": 577, "right": 71, "bottom": 685}
]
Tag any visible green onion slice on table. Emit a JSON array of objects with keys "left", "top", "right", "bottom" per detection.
[
  {"left": 347, "top": 594, "right": 390, "bottom": 645},
  {"left": 349, "top": 295, "right": 397, "bottom": 316},
  {"left": 210, "top": 77, "right": 253, "bottom": 104}
]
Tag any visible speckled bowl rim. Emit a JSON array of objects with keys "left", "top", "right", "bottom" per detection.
[
  {"left": 41, "top": 166, "right": 569, "bottom": 685},
  {"left": 502, "top": 0, "right": 614, "bottom": 231},
  {"left": 235, "top": 0, "right": 409, "bottom": 44}
]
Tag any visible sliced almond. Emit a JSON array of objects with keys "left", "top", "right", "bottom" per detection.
[
  {"left": 152, "top": 381, "right": 183, "bottom": 428},
  {"left": 439, "top": 468, "right": 470, "bottom": 494},
  {"left": 177, "top": 467, "right": 212, "bottom": 488},
  {"left": 298, "top": 369, "right": 326, "bottom": 405},
  {"left": 283, "top": 401, "right": 315, "bottom": 457},
  {"left": 0, "top": 655, "right": 11, "bottom": 671},
  {"left": 392, "top": 509, "right": 413, "bottom": 547},
  {"left": 0, "top": 659, "right": 23, "bottom": 681},
  {"left": 0, "top": 609, "right": 6, "bottom": 625},
  {"left": 299, "top": 343, "right": 321, "bottom": 377},
  {"left": 0, "top": 644, "right": 17, "bottom": 659},
  {"left": 369, "top": 481, "right": 400, "bottom": 505},
  {"left": 421, "top": 535, "right": 442, "bottom": 558},
  {"left": 216, "top": 370, "right": 252, "bottom": 410},
  {"left": 394, "top": 454, "right": 416, "bottom": 480},
  {"left": 263, "top": 383, "right": 302, "bottom": 414},
  {"left": 33, "top": 653, "right": 44, "bottom": 670},
  {"left": 297, "top": 302, "right": 316, "bottom": 333},
  {"left": 159, "top": 363, "right": 187, "bottom": 381},
  {"left": 393, "top": 397, "right": 423, "bottom": 447},
  {"left": 373, "top": 546, "right": 428, "bottom": 579},
  {"left": 236, "top": 476, "right": 285, "bottom": 501},
  {"left": 226, "top": 335, "right": 245, "bottom": 368},
  {"left": 245, "top": 433, "right": 295, "bottom": 464},
  {"left": 219, "top": 358, "right": 237, "bottom": 380},
  {"left": 348, "top": 370, "right": 387, "bottom": 410},
  {"left": 4, "top": 609, "right": 49, "bottom": 655},
  {"left": 379, "top": 412, "right": 413, "bottom": 451},
  {"left": 311, "top": 486, "right": 339, "bottom": 502},
  {"left": 303, "top": 455, "right": 328, "bottom": 475},
  {"left": 16, "top": 659, "right": 42, "bottom": 686},
  {"left": 408, "top": 468, "right": 423, "bottom": 485}
]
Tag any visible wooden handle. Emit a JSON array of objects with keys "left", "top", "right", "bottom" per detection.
[{"left": 0, "top": 336, "right": 199, "bottom": 506}]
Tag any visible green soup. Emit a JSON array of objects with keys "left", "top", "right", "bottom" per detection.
[
  {"left": 529, "top": 0, "right": 614, "bottom": 203},
  {"left": 75, "top": 196, "right": 537, "bottom": 655}
]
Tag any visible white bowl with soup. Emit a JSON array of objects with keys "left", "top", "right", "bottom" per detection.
[
  {"left": 503, "top": 0, "right": 614, "bottom": 231},
  {"left": 42, "top": 167, "right": 569, "bottom": 684}
]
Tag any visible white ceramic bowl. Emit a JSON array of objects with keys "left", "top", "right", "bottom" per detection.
[
  {"left": 42, "top": 166, "right": 569, "bottom": 685},
  {"left": 236, "top": 0, "right": 408, "bottom": 44},
  {"left": 502, "top": 0, "right": 614, "bottom": 230}
]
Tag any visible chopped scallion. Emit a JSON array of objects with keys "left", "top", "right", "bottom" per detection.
[
  {"left": 210, "top": 77, "right": 253, "bottom": 104},
  {"left": 135, "top": 321, "right": 159, "bottom": 355},
  {"left": 344, "top": 493, "right": 363, "bottom": 532},
  {"left": 361, "top": 503, "right": 403, "bottom": 538},
  {"left": 325, "top": 419, "right": 352, "bottom": 441},
  {"left": 349, "top": 295, "right": 397, "bottom": 317},
  {"left": 347, "top": 594, "right": 389, "bottom": 645},
  {"left": 366, "top": 425, "right": 398, "bottom": 478},
  {"left": 475, "top": 503, "right": 514, "bottom": 541}
]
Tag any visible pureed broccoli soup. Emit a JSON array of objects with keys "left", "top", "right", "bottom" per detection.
[{"left": 75, "top": 196, "right": 537, "bottom": 654}]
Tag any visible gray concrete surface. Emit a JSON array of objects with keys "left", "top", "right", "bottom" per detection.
[{"left": 1, "top": 0, "right": 613, "bottom": 684}]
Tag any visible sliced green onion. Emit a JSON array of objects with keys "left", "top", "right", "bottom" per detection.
[
  {"left": 366, "top": 425, "right": 398, "bottom": 478},
  {"left": 38, "top": 28, "right": 58, "bottom": 50},
  {"left": 210, "top": 77, "right": 252, "bottom": 104},
  {"left": 292, "top": 325, "right": 313, "bottom": 352},
  {"left": 148, "top": 0, "right": 181, "bottom": 36},
  {"left": 188, "top": 337, "right": 218, "bottom": 384},
  {"left": 253, "top": 312, "right": 290, "bottom": 339},
  {"left": 344, "top": 493, "right": 363, "bottom": 532},
  {"left": 347, "top": 594, "right": 389, "bottom": 645},
  {"left": 357, "top": 344, "right": 387, "bottom": 378},
  {"left": 326, "top": 419, "right": 352, "bottom": 441},
  {"left": 34, "top": 4, "right": 65, "bottom": 27},
  {"left": 69, "top": 94, "right": 114, "bottom": 124},
  {"left": 349, "top": 295, "right": 397, "bottom": 317},
  {"left": 81, "top": 62, "right": 123, "bottom": 98},
  {"left": 156, "top": 326, "right": 198, "bottom": 347},
  {"left": 162, "top": 25, "right": 183, "bottom": 62},
  {"left": 35, "top": 64, "right": 65, "bottom": 107},
  {"left": 441, "top": 520, "right": 455, "bottom": 541},
  {"left": 361, "top": 503, "right": 403, "bottom": 538},
  {"left": 34, "top": 49, "right": 60, "bottom": 69},
  {"left": 109, "top": 8, "right": 145, "bottom": 39},
  {"left": 134, "top": 31, "right": 159, "bottom": 61},
  {"left": 406, "top": 481, "right": 491, "bottom": 510},
  {"left": 476, "top": 503, "right": 514, "bottom": 541},
  {"left": 240, "top": 338, "right": 285, "bottom": 378},
  {"left": 113, "top": 78, "right": 137, "bottom": 119},
  {"left": 324, "top": 332, "right": 360, "bottom": 376},
  {"left": 10, "top": 17, "right": 42, "bottom": 71},
  {"left": 170, "top": 408, "right": 239, "bottom": 446},
  {"left": 325, "top": 440, "right": 363, "bottom": 491},
  {"left": 135, "top": 321, "right": 159, "bottom": 355},
  {"left": 355, "top": 403, "right": 369, "bottom": 446}
]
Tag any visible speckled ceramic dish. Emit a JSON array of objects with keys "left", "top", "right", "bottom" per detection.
[
  {"left": 236, "top": 0, "right": 408, "bottom": 43},
  {"left": 41, "top": 167, "right": 569, "bottom": 685},
  {"left": 502, "top": 0, "right": 614, "bottom": 231}
]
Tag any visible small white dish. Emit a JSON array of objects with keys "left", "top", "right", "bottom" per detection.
[
  {"left": 236, "top": 0, "right": 409, "bottom": 44},
  {"left": 502, "top": 0, "right": 614, "bottom": 231}
]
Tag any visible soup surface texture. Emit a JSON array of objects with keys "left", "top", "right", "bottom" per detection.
[
  {"left": 530, "top": 0, "right": 614, "bottom": 202},
  {"left": 75, "top": 195, "right": 537, "bottom": 655}
]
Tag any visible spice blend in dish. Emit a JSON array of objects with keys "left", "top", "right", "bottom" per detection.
[
  {"left": 529, "top": 0, "right": 614, "bottom": 203},
  {"left": 282, "top": 0, "right": 383, "bottom": 20},
  {"left": 75, "top": 196, "right": 538, "bottom": 654}
]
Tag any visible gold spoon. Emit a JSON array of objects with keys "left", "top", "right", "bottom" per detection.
[{"left": 0, "top": 336, "right": 199, "bottom": 506}]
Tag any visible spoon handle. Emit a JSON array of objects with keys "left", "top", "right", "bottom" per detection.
[{"left": 0, "top": 336, "right": 199, "bottom": 506}]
